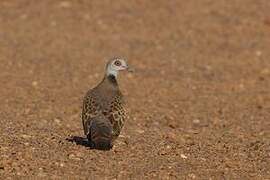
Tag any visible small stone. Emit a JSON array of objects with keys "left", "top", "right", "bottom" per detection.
[
  {"left": 200, "top": 157, "right": 207, "bottom": 161},
  {"left": 24, "top": 108, "right": 31, "bottom": 115},
  {"left": 180, "top": 154, "right": 187, "bottom": 159},
  {"left": 68, "top": 154, "right": 75, "bottom": 159},
  {"left": 60, "top": 163, "right": 64, "bottom": 167},
  {"left": 59, "top": 1, "right": 71, "bottom": 8},
  {"left": 94, "top": 73, "right": 99, "bottom": 78},
  {"left": 167, "top": 121, "right": 178, "bottom": 129},
  {"left": 213, "top": 118, "right": 221, "bottom": 125},
  {"left": 153, "top": 121, "right": 160, "bottom": 126},
  {"left": 136, "top": 129, "right": 144, "bottom": 134},
  {"left": 159, "top": 150, "right": 167, "bottom": 155},
  {"left": 32, "top": 81, "right": 38, "bottom": 87},
  {"left": 38, "top": 172, "right": 47, "bottom": 177},
  {"left": 0, "top": 146, "right": 9, "bottom": 151},
  {"left": 127, "top": 73, "right": 134, "bottom": 78},
  {"left": 187, "top": 129, "right": 200, "bottom": 134},
  {"left": 239, "top": 84, "right": 244, "bottom": 89},
  {"left": 123, "top": 139, "right": 129, "bottom": 145},
  {"left": 205, "top": 65, "right": 212, "bottom": 70},
  {"left": 255, "top": 50, "right": 262, "bottom": 57},
  {"left": 83, "top": 14, "right": 90, "bottom": 20},
  {"left": 40, "top": 119, "right": 48, "bottom": 126},
  {"left": 193, "top": 119, "right": 200, "bottom": 124},
  {"left": 75, "top": 152, "right": 84, "bottom": 158},
  {"left": 50, "top": 21, "right": 57, "bottom": 26},
  {"left": 68, "top": 154, "right": 81, "bottom": 161},
  {"left": 21, "top": 134, "right": 32, "bottom": 139},
  {"left": 261, "top": 68, "right": 269, "bottom": 75},
  {"left": 166, "top": 132, "right": 181, "bottom": 143},
  {"left": 20, "top": 14, "right": 28, "bottom": 20},
  {"left": 54, "top": 118, "right": 61, "bottom": 124},
  {"left": 188, "top": 173, "right": 196, "bottom": 179}
]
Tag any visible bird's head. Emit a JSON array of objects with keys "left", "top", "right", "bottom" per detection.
[{"left": 106, "top": 57, "right": 131, "bottom": 77}]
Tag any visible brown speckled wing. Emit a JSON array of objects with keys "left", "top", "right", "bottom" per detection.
[
  {"left": 104, "top": 93, "right": 127, "bottom": 140},
  {"left": 82, "top": 94, "right": 101, "bottom": 135}
]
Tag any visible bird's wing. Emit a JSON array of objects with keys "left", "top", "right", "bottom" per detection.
[
  {"left": 104, "top": 93, "right": 127, "bottom": 140},
  {"left": 82, "top": 93, "right": 101, "bottom": 136}
]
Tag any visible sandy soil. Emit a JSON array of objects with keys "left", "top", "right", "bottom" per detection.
[{"left": 0, "top": 0, "right": 270, "bottom": 179}]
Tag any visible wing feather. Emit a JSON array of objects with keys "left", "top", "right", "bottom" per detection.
[
  {"left": 82, "top": 94, "right": 101, "bottom": 135},
  {"left": 82, "top": 90, "right": 126, "bottom": 141}
]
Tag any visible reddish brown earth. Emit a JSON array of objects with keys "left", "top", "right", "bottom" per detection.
[{"left": 0, "top": 0, "right": 270, "bottom": 179}]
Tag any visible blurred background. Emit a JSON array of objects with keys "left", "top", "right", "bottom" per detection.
[{"left": 0, "top": 0, "right": 269, "bottom": 179}]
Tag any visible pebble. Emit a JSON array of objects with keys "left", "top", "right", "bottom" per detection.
[
  {"left": 54, "top": 118, "right": 61, "bottom": 124},
  {"left": 188, "top": 173, "right": 196, "bottom": 179},
  {"left": 127, "top": 73, "right": 134, "bottom": 78},
  {"left": 180, "top": 154, "right": 187, "bottom": 159},
  {"left": 68, "top": 154, "right": 81, "bottom": 161},
  {"left": 38, "top": 172, "right": 47, "bottom": 177},
  {"left": 239, "top": 83, "right": 244, "bottom": 89},
  {"left": 261, "top": 68, "right": 269, "bottom": 75},
  {"left": 166, "top": 132, "right": 179, "bottom": 143},
  {"left": 50, "top": 21, "right": 57, "bottom": 27},
  {"left": 83, "top": 14, "right": 90, "bottom": 20},
  {"left": 205, "top": 65, "right": 212, "bottom": 71},
  {"left": 94, "top": 73, "right": 99, "bottom": 78},
  {"left": 0, "top": 146, "right": 9, "bottom": 151},
  {"left": 20, "top": 14, "right": 28, "bottom": 20},
  {"left": 21, "top": 134, "right": 32, "bottom": 139},
  {"left": 200, "top": 157, "right": 207, "bottom": 161},
  {"left": 167, "top": 121, "right": 178, "bottom": 129},
  {"left": 159, "top": 150, "right": 168, "bottom": 156},
  {"left": 59, "top": 1, "right": 72, "bottom": 8},
  {"left": 32, "top": 81, "right": 38, "bottom": 87},
  {"left": 192, "top": 119, "right": 200, "bottom": 124},
  {"left": 255, "top": 50, "right": 262, "bottom": 57},
  {"left": 136, "top": 129, "right": 144, "bottom": 134},
  {"left": 24, "top": 108, "right": 31, "bottom": 115}
]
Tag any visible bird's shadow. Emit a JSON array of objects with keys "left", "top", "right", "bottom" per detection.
[{"left": 66, "top": 136, "right": 91, "bottom": 147}]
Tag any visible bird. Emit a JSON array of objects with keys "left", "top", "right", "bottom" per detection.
[{"left": 81, "top": 58, "right": 131, "bottom": 150}]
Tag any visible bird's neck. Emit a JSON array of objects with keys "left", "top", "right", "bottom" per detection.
[
  {"left": 99, "top": 66, "right": 119, "bottom": 90},
  {"left": 106, "top": 65, "right": 118, "bottom": 78},
  {"left": 99, "top": 74, "right": 118, "bottom": 89},
  {"left": 106, "top": 74, "right": 118, "bottom": 85}
]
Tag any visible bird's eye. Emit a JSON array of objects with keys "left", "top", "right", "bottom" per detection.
[{"left": 114, "top": 60, "right": 121, "bottom": 66}]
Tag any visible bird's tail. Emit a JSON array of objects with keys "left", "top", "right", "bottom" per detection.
[{"left": 88, "top": 115, "right": 113, "bottom": 150}]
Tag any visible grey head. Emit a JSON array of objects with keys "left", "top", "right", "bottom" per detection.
[{"left": 105, "top": 57, "right": 131, "bottom": 77}]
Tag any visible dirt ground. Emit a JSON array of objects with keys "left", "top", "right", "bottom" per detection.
[{"left": 0, "top": 0, "right": 270, "bottom": 179}]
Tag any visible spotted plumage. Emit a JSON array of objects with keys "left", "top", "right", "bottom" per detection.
[{"left": 81, "top": 58, "right": 130, "bottom": 150}]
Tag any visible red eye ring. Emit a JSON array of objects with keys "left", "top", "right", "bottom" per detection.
[{"left": 114, "top": 60, "right": 121, "bottom": 66}]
